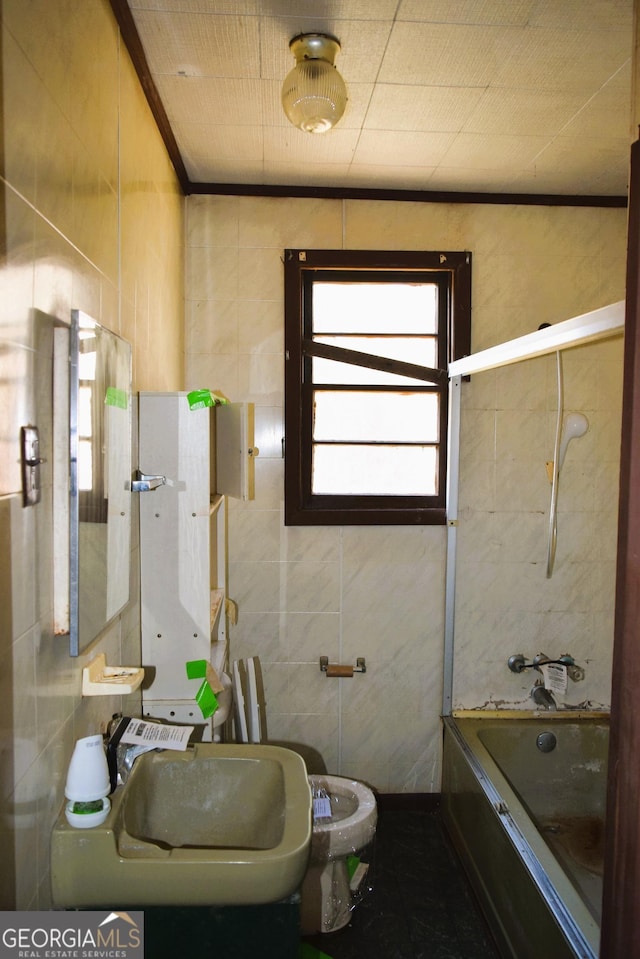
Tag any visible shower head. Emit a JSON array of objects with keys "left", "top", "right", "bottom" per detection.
[{"left": 558, "top": 412, "right": 589, "bottom": 469}]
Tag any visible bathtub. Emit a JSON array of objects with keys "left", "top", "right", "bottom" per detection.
[{"left": 442, "top": 714, "right": 608, "bottom": 959}]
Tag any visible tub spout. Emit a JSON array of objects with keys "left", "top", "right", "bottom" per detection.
[{"left": 531, "top": 683, "right": 557, "bottom": 710}]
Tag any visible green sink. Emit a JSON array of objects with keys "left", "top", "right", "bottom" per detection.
[{"left": 51, "top": 743, "right": 312, "bottom": 907}]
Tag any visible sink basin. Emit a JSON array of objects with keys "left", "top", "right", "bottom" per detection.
[{"left": 51, "top": 743, "right": 312, "bottom": 907}]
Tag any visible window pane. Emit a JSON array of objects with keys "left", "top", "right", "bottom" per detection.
[
  {"left": 78, "top": 386, "right": 93, "bottom": 436},
  {"left": 312, "top": 444, "right": 438, "bottom": 496},
  {"left": 78, "top": 350, "right": 96, "bottom": 380},
  {"left": 78, "top": 439, "right": 93, "bottom": 491},
  {"left": 314, "top": 391, "right": 439, "bottom": 442},
  {"left": 313, "top": 283, "right": 437, "bottom": 334},
  {"left": 312, "top": 358, "right": 426, "bottom": 386},
  {"left": 312, "top": 335, "right": 437, "bottom": 386}
]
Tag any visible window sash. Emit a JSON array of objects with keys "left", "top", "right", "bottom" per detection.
[{"left": 284, "top": 250, "right": 471, "bottom": 525}]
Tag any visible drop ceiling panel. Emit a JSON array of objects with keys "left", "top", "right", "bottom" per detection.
[
  {"left": 379, "top": 22, "right": 524, "bottom": 87},
  {"left": 396, "top": 0, "right": 537, "bottom": 27},
  {"left": 264, "top": 126, "right": 360, "bottom": 165},
  {"left": 131, "top": 11, "right": 261, "bottom": 77},
  {"left": 124, "top": 0, "right": 633, "bottom": 196},
  {"left": 462, "top": 89, "right": 591, "bottom": 137},
  {"left": 156, "top": 76, "right": 266, "bottom": 125},
  {"left": 260, "top": 161, "right": 354, "bottom": 187},
  {"left": 354, "top": 129, "right": 458, "bottom": 167},
  {"left": 364, "top": 85, "right": 486, "bottom": 133},
  {"left": 129, "top": 1, "right": 261, "bottom": 12},
  {"left": 173, "top": 122, "right": 264, "bottom": 162},
  {"left": 492, "top": 27, "right": 630, "bottom": 92},
  {"left": 346, "top": 163, "right": 438, "bottom": 190},
  {"left": 441, "top": 133, "right": 552, "bottom": 171}
]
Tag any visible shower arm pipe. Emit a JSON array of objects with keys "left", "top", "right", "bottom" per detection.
[{"left": 448, "top": 300, "right": 624, "bottom": 378}]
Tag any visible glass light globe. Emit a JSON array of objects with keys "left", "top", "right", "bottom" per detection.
[{"left": 281, "top": 35, "right": 347, "bottom": 134}]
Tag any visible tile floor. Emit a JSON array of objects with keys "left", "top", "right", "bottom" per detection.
[{"left": 301, "top": 803, "right": 500, "bottom": 959}]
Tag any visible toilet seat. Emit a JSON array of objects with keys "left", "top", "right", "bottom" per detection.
[{"left": 309, "top": 774, "right": 377, "bottom": 859}]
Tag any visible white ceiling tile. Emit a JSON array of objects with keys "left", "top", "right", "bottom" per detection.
[
  {"left": 463, "top": 88, "right": 591, "bottom": 137},
  {"left": 262, "top": 1, "right": 399, "bottom": 19},
  {"left": 397, "top": 0, "right": 536, "bottom": 27},
  {"left": 380, "top": 21, "right": 522, "bottom": 86},
  {"left": 156, "top": 76, "right": 266, "bottom": 124},
  {"left": 173, "top": 122, "right": 264, "bottom": 160},
  {"left": 186, "top": 156, "right": 267, "bottom": 183},
  {"left": 130, "top": 10, "right": 260, "bottom": 76},
  {"left": 491, "top": 27, "right": 631, "bottom": 93},
  {"left": 529, "top": 136, "right": 631, "bottom": 182},
  {"left": 365, "top": 85, "right": 486, "bottom": 133},
  {"left": 355, "top": 129, "right": 457, "bottom": 166},
  {"left": 439, "top": 132, "right": 551, "bottom": 170},
  {"left": 261, "top": 161, "right": 354, "bottom": 187},
  {"left": 264, "top": 126, "right": 359, "bottom": 164},
  {"left": 560, "top": 89, "right": 633, "bottom": 141},
  {"left": 526, "top": 0, "right": 632, "bottom": 30},
  {"left": 346, "top": 164, "right": 436, "bottom": 189},
  {"left": 427, "top": 166, "right": 522, "bottom": 192},
  {"left": 130, "top": 1, "right": 260, "bottom": 12}
]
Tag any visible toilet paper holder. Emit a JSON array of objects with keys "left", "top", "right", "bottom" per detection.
[{"left": 319, "top": 656, "right": 366, "bottom": 677}]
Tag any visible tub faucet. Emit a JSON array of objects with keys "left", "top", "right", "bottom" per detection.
[{"left": 531, "top": 683, "right": 557, "bottom": 710}]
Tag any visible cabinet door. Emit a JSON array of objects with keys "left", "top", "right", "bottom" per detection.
[
  {"left": 215, "top": 403, "right": 255, "bottom": 500},
  {"left": 139, "top": 394, "right": 212, "bottom": 700}
]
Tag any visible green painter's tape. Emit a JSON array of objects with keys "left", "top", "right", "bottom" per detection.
[
  {"left": 346, "top": 855, "right": 360, "bottom": 881},
  {"left": 105, "top": 387, "right": 128, "bottom": 409},
  {"left": 186, "top": 659, "right": 207, "bottom": 680},
  {"left": 299, "top": 944, "right": 334, "bottom": 959},
  {"left": 195, "top": 680, "right": 219, "bottom": 719},
  {"left": 186, "top": 389, "right": 230, "bottom": 410}
]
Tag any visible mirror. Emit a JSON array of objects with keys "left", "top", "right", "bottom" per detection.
[{"left": 69, "top": 310, "right": 132, "bottom": 656}]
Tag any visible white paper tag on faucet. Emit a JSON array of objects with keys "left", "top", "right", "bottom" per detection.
[
  {"left": 120, "top": 719, "right": 193, "bottom": 750},
  {"left": 540, "top": 663, "right": 568, "bottom": 695}
]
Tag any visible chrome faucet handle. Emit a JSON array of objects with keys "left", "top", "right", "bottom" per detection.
[{"left": 131, "top": 469, "right": 166, "bottom": 492}]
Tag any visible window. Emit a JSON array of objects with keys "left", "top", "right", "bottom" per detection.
[{"left": 284, "top": 249, "right": 471, "bottom": 525}]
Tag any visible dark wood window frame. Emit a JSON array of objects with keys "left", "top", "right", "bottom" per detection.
[{"left": 284, "top": 249, "right": 472, "bottom": 525}]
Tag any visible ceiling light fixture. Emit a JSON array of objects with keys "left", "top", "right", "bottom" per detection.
[{"left": 281, "top": 33, "right": 347, "bottom": 134}]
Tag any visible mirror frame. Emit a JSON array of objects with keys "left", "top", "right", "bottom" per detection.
[{"left": 69, "top": 309, "right": 132, "bottom": 656}]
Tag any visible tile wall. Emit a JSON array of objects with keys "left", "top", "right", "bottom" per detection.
[
  {"left": 186, "top": 195, "right": 627, "bottom": 792},
  {"left": 0, "top": 0, "right": 184, "bottom": 909}
]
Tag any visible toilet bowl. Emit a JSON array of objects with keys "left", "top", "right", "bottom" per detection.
[{"left": 300, "top": 774, "right": 378, "bottom": 935}]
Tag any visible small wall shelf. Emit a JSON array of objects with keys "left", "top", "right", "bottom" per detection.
[{"left": 82, "top": 653, "right": 144, "bottom": 696}]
